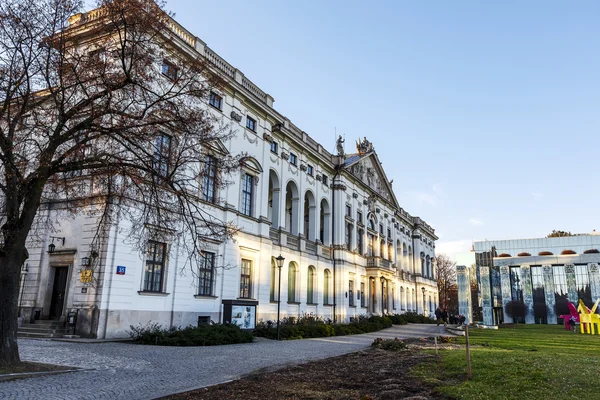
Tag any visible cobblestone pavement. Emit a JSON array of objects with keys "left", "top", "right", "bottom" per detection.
[{"left": 1, "top": 324, "right": 447, "bottom": 400}]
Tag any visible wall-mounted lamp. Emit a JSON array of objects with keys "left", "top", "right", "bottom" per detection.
[
  {"left": 47, "top": 236, "right": 65, "bottom": 253},
  {"left": 81, "top": 257, "right": 90, "bottom": 267}
]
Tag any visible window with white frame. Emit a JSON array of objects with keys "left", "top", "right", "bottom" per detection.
[
  {"left": 241, "top": 173, "right": 254, "bottom": 216},
  {"left": 246, "top": 116, "right": 256, "bottom": 132},
  {"left": 197, "top": 252, "right": 215, "bottom": 296},
  {"left": 161, "top": 60, "right": 178, "bottom": 80},
  {"left": 153, "top": 133, "right": 171, "bottom": 177},
  {"left": 209, "top": 92, "right": 222, "bottom": 110},
  {"left": 201, "top": 154, "right": 218, "bottom": 203},
  {"left": 143, "top": 241, "right": 167, "bottom": 292},
  {"left": 239, "top": 259, "right": 252, "bottom": 298}
]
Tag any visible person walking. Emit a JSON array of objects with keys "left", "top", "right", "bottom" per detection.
[
  {"left": 435, "top": 307, "right": 442, "bottom": 326},
  {"left": 442, "top": 309, "right": 448, "bottom": 327}
]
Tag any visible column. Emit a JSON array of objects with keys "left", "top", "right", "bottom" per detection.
[
  {"left": 520, "top": 265, "right": 535, "bottom": 324},
  {"left": 457, "top": 265, "right": 473, "bottom": 324},
  {"left": 480, "top": 266, "right": 493, "bottom": 325},
  {"left": 543, "top": 265, "right": 557, "bottom": 324},
  {"left": 500, "top": 266, "right": 512, "bottom": 323},
  {"left": 565, "top": 264, "right": 578, "bottom": 303}
]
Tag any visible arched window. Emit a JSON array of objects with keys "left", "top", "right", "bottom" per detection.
[
  {"left": 307, "top": 266, "right": 316, "bottom": 304},
  {"left": 288, "top": 263, "right": 298, "bottom": 303},
  {"left": 400, "top": 287, "right": 405, "bottom": 310},
  {"left": 268, "top": 170, "right": 281, "bottom": 228},
  {"left": 303, "top": 191, "right": 316, "bottom": 241},
  {"left": 270, "top": 257, "right": 277, "bottom": 301},
  {"left": 324, "top": 269, "right": 331, "bottom": 305},
  {"left": 380, "top": 240, "right": 385, "bottom": 258},
  {"left": 285, "top": 181, "right": 299, "bottom": 235},
  {"left": 319, "top": 199, "right": 331, "bottom": 245}
]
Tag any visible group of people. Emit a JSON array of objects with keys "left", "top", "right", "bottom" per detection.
[{"left": 434, "top": 308, "right": 467, "bottom": 326}]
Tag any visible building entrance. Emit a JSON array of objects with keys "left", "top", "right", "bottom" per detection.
[{"left": 49, "top": 266, "right": 69, "bottom": 319}]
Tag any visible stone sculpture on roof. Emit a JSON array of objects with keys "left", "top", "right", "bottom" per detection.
[{"left": 356, "top": 137, "right": 374, "bottom": 155}]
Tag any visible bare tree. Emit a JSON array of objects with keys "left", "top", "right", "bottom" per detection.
[
  {"left": 0, "top": 0, "right": 242, "bottom": 366},
  {"left": 435, "top": 254, "right": 457, "bottom": 311}
]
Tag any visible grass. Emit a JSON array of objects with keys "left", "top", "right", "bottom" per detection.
[{"left": 413, "top": 324, "right": 600, "bottom": 400}]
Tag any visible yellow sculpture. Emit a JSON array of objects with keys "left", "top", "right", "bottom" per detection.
[{"left": 577, "top": 299, "right": 600, "bottom": 335}]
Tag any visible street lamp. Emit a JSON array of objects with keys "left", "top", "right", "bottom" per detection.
[
  {"left": 275, "top": 254, "right": 285, "bottom": 341},
  {"left": 421, "top": 286, "right": 426, "bottom": 315}
]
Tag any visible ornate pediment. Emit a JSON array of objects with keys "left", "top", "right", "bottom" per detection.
[{"left": 345, "top": 152, "right": 398, "bottom": 207}]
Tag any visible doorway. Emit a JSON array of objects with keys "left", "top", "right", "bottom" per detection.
[{"left": 49, "top": 266, "right": 69, "bottom": 319}]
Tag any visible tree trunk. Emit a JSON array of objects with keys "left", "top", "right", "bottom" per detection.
[{"left": 0, "top": 254, "right": 22, "bottom": 366}]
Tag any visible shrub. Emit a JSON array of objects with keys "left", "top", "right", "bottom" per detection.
[
  {"left": 254, "top": 314, "right": 392, "bottom": 340},
  {"left": 371, "top": 337, "right": 407, "bottom": 351},
  {"left": 584, "top": 249, "right": 599, "bottom": 254},
  {"left": 498, "top": 253, "right": 512, "bottom": 258},
  {"left": 561, "top": 249, "right": 576, "bottom": 255},
  {"left": 518, "top": 252, "right": 531, "bottom": 257},
  {"left": 439, "top": 336, "right": 455, "bottom": 343},
  {"left": 398, "top": 312, "right": 436, "bottom": 324},
  {"left": 538, "top": 251, "right": 553, "bottom": 256},
  {"left": 128, "top": 322, "right": 254, "bottom": 346}
]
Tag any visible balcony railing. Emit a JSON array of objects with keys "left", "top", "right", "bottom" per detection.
[
  {"left": 287, "top": 235, "right": 299, "bottom": 250},
  {"left": 366, "top": 256, "right": 392, "bottom": 269},
  {"left": 305, "top": 241, "right": 317, "bottom": 255},
  {"left": 269, "top": 228, "right": 279, "bottom": 244}
]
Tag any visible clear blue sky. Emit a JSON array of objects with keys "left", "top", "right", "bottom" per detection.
[{"left": 165, "top": 0, "right": 600, "bottom": 259}]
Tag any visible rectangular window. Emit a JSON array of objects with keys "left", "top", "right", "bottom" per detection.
[
  {"left": 209, "top": 92, "right": 222, "bottom": 110},
  {"left": 270, "top": 141, "right": 278, "bottom": 154},
  {"left": 379, "top": 224, "right": 384, "bottom": 235},
  {"left": 289, "top": 153, "right": 297, "bottom": 166},
  {"left": 346, "top": 223, "right": 353, "bottom": 251},
  {"left": 345, "top": 204, "right": 352, "bottom": 217},
  {"left": 307, "top": 165, "right": 314, "bottom": 176},
  {"left": 246, "top": 116, "right": 256, "bottom": 132},
  {"left": 241, "top": 174, "right": 254, "bottom": 216},
  {"left": 201, "top": 155, "right": 217, "bottom": 203},
  {"left": 357, "top": 229, "right": 364, "bottom": 255},
  {"left": 349, "top": 280, "right": 355, "bottom": 306},
  {"left": 360, "top": 282, "right": 366, "bottom": 307},
  {"left": 153, "top": 134, "right": 171, "bottom": 177},
  {"left": 387, "top": 228, "right": 391, "bottom": 238},
  {"left": 357, "top": 211, "right": 363, "bottom": 225},
  {"left": 198, "top": 252, "right": 215, "bottom": 296},
  {"left": 240, "top": 259, "right": 252, "bottom": 298},
  {"left": 161, "top": 60, "right": 178, "bottom": 80},
  {"left": 322, "top": 175, "right": 328, "bottom": 185},
  {"left": 367, "top": 234, "right": 374, "bottom": 256},
  {"left": 143, "top": 241, "right": 167, "bottom": 292}
]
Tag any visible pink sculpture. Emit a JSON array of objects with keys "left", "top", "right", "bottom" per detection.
[{"left": 559, "top": 302, "right": 581, "bottom": 331}]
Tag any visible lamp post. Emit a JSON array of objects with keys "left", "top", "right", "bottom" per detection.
[
  {"left": 275, "top": 254, "right": 285, "bottom": 341},
  {"left": 421, "top": 286, "right": 426, "bottom": 315}
]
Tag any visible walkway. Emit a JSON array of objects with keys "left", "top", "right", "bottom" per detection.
[{"left": 1, "top": 324, "right": 447, "bottom": 400}]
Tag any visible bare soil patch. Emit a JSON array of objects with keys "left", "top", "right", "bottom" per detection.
[{"left": 163, "top": 338, "right": 450, "bottom": 400}]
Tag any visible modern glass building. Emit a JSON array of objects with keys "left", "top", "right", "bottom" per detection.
[{"left": 472, "top": 234, "right": 600, "bottom": 325}]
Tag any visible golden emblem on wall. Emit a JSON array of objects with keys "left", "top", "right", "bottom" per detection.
[{"left": 80, "top": 268, "right": 93, "bottom": 284}]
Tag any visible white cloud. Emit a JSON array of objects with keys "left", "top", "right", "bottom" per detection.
[
  {"left": 469, "top": 217, "right": 484, "bottom": 226},
  {"left": 403, "top": 183, "right": 445, "bottom": 208},
  {"left": 436, "top": 240, "right": 473, "bottom": 261}
]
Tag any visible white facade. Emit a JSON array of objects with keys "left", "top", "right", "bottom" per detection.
[{"left": 17, "top": 10, "right": 438, "bottom": 338}]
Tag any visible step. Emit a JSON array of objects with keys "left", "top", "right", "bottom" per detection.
[
  {"left": 27, "top": 320, "right": 63, "bottom": 327},
  {"left": 18, "top": 326, "right": 70, "bottom": 334},
  {"left": 17, "top": 331, "right": 65, "bottom": 338}
]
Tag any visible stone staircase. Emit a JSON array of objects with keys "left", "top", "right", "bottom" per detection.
[{"left": 18, "top": 320, "right": 71, "bottom": 338}]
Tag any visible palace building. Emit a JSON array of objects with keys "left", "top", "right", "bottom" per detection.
[{"left": 17, "top": 7, "right": 438, "bottom": 338}]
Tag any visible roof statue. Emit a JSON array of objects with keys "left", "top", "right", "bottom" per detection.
[
  {"left": 356, "top": 137, "right": 374, "bottom": 155},
  {"left": 336, "top": 135, "right": 345, "bottom": 157}
]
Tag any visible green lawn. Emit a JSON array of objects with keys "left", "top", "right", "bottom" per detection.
[{"left": 413, "top": 324, "right": 600, "bottom": 400}]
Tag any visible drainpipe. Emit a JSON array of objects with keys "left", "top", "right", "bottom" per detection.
[
  {"left": 169, "top": 234, "right": 181, "bottom": 329},
  {"left": 102, "top": 217, "right": 119, "bottom": 339}
]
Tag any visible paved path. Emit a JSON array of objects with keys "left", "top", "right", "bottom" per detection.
[{"left": 1, "top": 324, "right": 447, "bottom": 400}]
